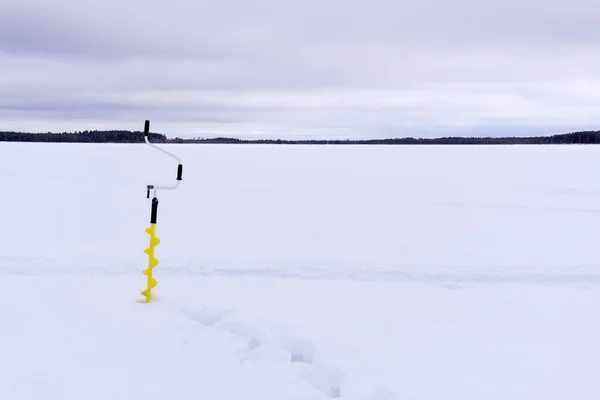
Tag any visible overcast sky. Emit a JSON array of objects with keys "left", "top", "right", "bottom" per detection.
[{"left": 2, "top": 0, "right": 600, "bottom": 139}]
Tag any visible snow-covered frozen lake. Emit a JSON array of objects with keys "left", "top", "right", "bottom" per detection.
[{"left": 1, "top": 143, "right": 599, "bottom": 399}]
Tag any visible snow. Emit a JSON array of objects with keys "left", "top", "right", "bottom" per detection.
[{"left": 1, "top": 142, "right": 599, "bottom": 399}]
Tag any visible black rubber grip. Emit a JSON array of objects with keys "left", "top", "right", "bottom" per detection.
[
  {"left": 177, "top": 164, "right": 183, "bottom": 180},
  {"left": 150, "top": 197, "right": 159, "bottom": 224},
  {"left": 144, "top": 120, "right": 150, "bottom": 137}
]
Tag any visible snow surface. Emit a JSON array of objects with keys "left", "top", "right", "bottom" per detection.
[{"left": 1, "top": 143, "right": 599, "bottom": 399}]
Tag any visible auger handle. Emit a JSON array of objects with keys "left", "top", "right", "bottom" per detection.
[{"left": 143, "top": 120, "right": 183, "bottom": 195}]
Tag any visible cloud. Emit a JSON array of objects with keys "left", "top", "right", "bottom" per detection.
[{"left": 1, "top": 0, "right": 600, "bottom": 138}]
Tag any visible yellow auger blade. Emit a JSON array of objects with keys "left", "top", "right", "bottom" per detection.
[{"left": 141, "top": 223, "right": 160, "bottom": 303}]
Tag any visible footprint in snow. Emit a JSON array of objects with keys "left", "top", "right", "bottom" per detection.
[{"left": 181, "top": 306, "right": 236, "bottom": 326}]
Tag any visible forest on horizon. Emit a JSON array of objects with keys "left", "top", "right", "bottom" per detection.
[{"left": 2, "top": 129, "right": 600, "bottom": 145}]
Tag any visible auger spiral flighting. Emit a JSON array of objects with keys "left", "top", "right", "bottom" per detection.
[{"left": 141, "top": 120, "right": 183, "bottom": 303}]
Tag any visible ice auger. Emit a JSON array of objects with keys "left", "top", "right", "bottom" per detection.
[{"left": 141, "top": 120, "right": 183, "bottom": 302}]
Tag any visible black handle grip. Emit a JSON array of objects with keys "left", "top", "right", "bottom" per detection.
[
  {"left": 150, "top": 197, "right": 159, "bottom": 224},
  {"left": 144, "top": 120, "right": 150, "bottom": 137},
  {"left": 177, "top": 164, "right": 183, "bottom": 180}
]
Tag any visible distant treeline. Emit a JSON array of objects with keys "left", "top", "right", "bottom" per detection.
[
  {"left": 0, "top": 130, "right": 168, "bottom": 143},
  {"left": 2, "top": 129, "right": 600, "bottom": 145}
]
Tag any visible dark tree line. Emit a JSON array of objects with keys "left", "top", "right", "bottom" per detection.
[
  {"left": 0, "top": 130, "right": 168, "bottom": 143},
  {"left": 2, "top": 129, "right": 600, "bottom": 145}
]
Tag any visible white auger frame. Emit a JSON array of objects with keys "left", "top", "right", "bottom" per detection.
[{"left": 143, "top": 120, "right": 183, "bottom": 198}]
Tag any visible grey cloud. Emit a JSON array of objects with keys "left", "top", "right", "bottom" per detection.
[
  {"left": 0, "top": 2, "right": 235, "bottom": 60},
  {"left": 5, "top": 0, "right": 599, "bottom": 59},
  {"left": 2, "top": 0, "right": 600, "bottom": 138}
]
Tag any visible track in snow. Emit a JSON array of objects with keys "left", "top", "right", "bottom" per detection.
[{"left": 181, "top": 306, "right": 397, "bottom": 399}]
